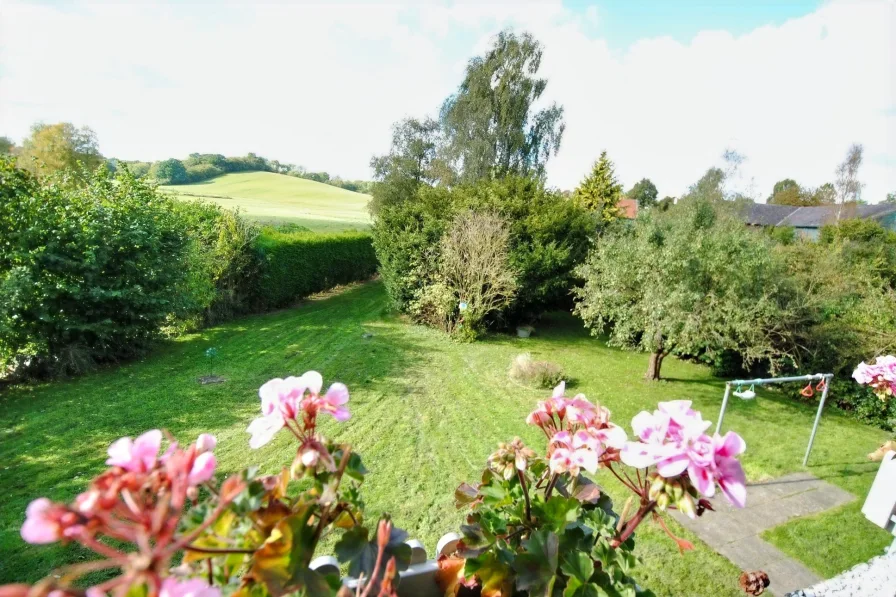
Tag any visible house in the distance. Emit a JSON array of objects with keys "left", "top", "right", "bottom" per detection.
[
  {"left": 741, "top": 203, "right": 896, "bottom": 240},
  {"left": 618, "top": 198, "right": 638, "bottom": 219}
]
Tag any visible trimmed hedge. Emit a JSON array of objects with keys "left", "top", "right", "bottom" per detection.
[{"left": 254, "top": 231, "right": 377, "bottom": 309}]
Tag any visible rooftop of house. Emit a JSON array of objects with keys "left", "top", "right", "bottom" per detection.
[{"left": 742, "top": 203, "right": 896, "bottom": 228}]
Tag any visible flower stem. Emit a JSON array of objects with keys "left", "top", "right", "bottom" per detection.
[
  {"left": 611, "top": 500, "right": 656, "bottom": 548},
  {"left": 516, "top": 469, "right": 532, "bottom": 523}
]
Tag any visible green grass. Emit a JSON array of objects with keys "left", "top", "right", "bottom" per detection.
[
  {"left": 161, "top": 172, "right": 371, "bottom": 233},
  {"left": 0, "top": 281, "right": 891, "bottom": 595}
]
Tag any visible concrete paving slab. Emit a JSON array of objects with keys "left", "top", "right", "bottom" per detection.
[{"left": 669, "top": 472, "right": 855, "bottom": 597}]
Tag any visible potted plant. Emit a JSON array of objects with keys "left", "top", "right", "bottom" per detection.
[
  {"left": 437, "top": 382, "right": 748, "bottom": 596},
  {"left": 4, "top": 372, "right": 408, "bottom": 597}
]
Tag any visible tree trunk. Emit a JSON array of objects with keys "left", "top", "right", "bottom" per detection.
[
  {"left": 645, "top": 331, "right": 666, "bottom": 381},
  {"left": 645, "top": 351, "right": 665, "bottom": 381}
]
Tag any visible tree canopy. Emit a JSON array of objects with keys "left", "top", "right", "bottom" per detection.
[
  {"left": 438, "top": 30, "right": 565, "bottom": 184},
  {"left": 574, "top": 199, "right": 794, "bottom": 380},
  {"left": 626, "top": 178, "right": 658, "bottom": 208},
  {"left": 16, "top": 123, "right": 103, "bottom": 178},
  {"left": 572, "top": 151, "right": 624, "bottom": 223}
]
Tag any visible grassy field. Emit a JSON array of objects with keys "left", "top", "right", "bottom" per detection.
[
  {"left": 161, "top": 172, "right": 371, "bottom": 233},
  {"left": 0, "top": 281, "right": 891, "bottom": 594}
]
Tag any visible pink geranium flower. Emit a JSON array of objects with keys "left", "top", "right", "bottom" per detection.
[
  {"left": 195, "top": 434, "right": 217, "bottom": 454},
  {"left": 159, "top": 578, "right": 220, "bottom": 597},
  {"left": 311, "top": 382, "right": 351, "bottom": 422},
  {"left": 247, "top": 371, "right": 351, "bottom": 448},
  {"left": 548, "top": 431, "right": 599, "bottom": 475},
  {"left": 188, "top": 452, "right": 217, "bottom": 485},
  {"left": 21, "top": 498, "right": 62, "bottom": 544},
  {"left": 105, "top": 430, "right": 162, "bottom": 473}
]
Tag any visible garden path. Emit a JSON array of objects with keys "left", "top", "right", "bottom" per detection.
[{"left": 671, "top": 472, "right": 854, "bottom": 596}]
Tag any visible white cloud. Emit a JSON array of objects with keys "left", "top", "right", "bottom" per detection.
[{"left": 0, "top": 0, "right": 893, "bottom": 201}]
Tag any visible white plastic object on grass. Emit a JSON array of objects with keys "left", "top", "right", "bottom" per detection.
[{"left": 733, "top": 384, "right": 756, "bottom": 400}]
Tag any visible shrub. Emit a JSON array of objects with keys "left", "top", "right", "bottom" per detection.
[
  {"left": 372, "top": 175, "right": 593, "bottom": 328},
  {"left": 0, "top": 158, "right": 196, "bottom": 377},
  {"left": 254, "top": 230, "right": 378, "bottom": 309},
  {"left": 508, "top": 353, "right": 564, "bottom": 388},
  {"left": 777, "top": 241, "right": 896, "bottom": 377},
  {"left": 419, "top": 211, "right": 517, "bottom": 338},
  {"left": 829, "top": 379, "right": 896, "bottom": 431},
  {"left": 171, "top": 201, "right": 261, "bottom": 325}
]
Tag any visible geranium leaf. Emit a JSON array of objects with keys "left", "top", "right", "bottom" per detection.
[
  {"left": 512, "top": 529, "right": 558, "bottom": 596},
  {"left": 249, "top": 506, "right": 316, "bottom": 597},
  {"left": 334, "top": 525, "right": 369, "bottom": 563},
  {"left": 559, "top": 551, "right": 594, "bottom": 583},
  {"left": 455, "top": 482, "right": 480, "bottom": 509}
]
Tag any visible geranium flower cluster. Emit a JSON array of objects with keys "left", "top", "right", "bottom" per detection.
[
  {"left": 526, "top": 382, "right": 627, "bottom": 476},
  {"left": 17, "top": 430, "right": 237, "bottom": 597},
  {"left": 246, "top": 371, "right": 350, "bottom": 474},
  {"left": 620, "top": 400, "right": 747, "bottom": 510},
  {"left": 852, "top": 355, "right": 896, "bottom": 401}
]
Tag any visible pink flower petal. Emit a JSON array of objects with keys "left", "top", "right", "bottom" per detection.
[
  {"left": 302, "top": 371, "right": 323, "bottom": 395},
  {"left": 20, "top": 498, "right": 59, "bottom": 544},
  {"left": 687, "top": 462, "right": 715, "bottom": 498},
  {"left": 552, "top": 381, "right": 566, "bottom": 398},
  {"left": 188, "top": 452, "right": 217, "bottom": 485},
  {"left": 325, "top": 383, "right": 349, "bottom": 406},
  {"left": 715, "top": 431, "right": 746, "bottom": 458},
  {"left": 246, "top": 413, "right": 284, "bottom": 449},
  {"left": 717, "top": 457, "right": 747, "bottom": 508},
  {"left": 656, "top": 452, "right": 689, "bottom": 478},
  {"left": 196, "top": 434, "right": 217, "bottom": 454}
]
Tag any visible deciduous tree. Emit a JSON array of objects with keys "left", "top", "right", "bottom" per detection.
[
  {"left": 574, "top": 199, "right": 793, "bottom": 380},
  {"left": 627, "top": 178, "right": 658, "bottom": 208},
  {"left": 439, "top": 30, "right": 564, "bottom": 183},
  {"left": 835, "top": 143, "right": 864, "bottom": 220},
  {"left": 16, "top": 122, "right": 103, "bottom": 177}
]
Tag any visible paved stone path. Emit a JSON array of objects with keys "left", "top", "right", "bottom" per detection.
[{"left": 671, "top": 472, "right": 855, "bottom": 597}]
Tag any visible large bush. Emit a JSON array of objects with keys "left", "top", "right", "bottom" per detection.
[
  {"left": 170, "top": 201, "right": 261, "bottom": 325},
  {"left": 372, "top": 175, "right": 593, "bottom": 329},
  {"left": 776, "top": 240, "right": 896, "bottom": 377},
  {"left": 0, "top": 158, "right": 196, "bottom": 376},
  {"left": 574, "top": 199, "right": 796, "bottom": 380},
  {"left": 254, "top": 230, "right": 378, "bottom": 309}
]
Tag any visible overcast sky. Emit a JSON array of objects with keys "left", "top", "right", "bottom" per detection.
[{"left": 1, "top": 0, "right": 893, "bottom": 201}]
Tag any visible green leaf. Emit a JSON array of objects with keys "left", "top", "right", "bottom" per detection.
[
  {"left": 563, "top": 578, "right": 605, "bottom": 597},
  {"left": 512, "top": 529, "right": 559, "bottom": 596},
  {"left": 536, "top": 495, "right": 580, "bottom": 533},
  {"left": 334, "top": 526, "right": 369, "bottom": 563},
  {"left": 344, "top": 452, "right": 368, "bottom": 481},
  {"left": 346, "top": 523, "right": 412, "bottom": 581},
  {"left": 560, "top": 552, "right": 594, "bottom": 583}
]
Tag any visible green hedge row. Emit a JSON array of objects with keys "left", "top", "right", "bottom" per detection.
[{"left": 254, "top": 231, "right": 378, "bottom": 309}]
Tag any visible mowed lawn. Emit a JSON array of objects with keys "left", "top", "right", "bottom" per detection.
[
  {"left": 161, "top": 172, "right": 371, "bottom": 232},
  {"left": 0, "top": 282, "right": 891, "bottom": 594}
]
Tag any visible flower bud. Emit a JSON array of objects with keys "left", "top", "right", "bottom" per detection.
[
  {"left": 384, "top": 556, "right": 397, "bottom": 581},
  {"left": 656, "top": 492, "right": 670, "bottom": 511},
  {"left": 677, "top": 494, "right": 696, "bottom": 519},
  {"left": 377, "top": 519, "right": 392, "bottom": 549},
  {"left": 666, "top": 480, "right": 684, "bottom": 501}
]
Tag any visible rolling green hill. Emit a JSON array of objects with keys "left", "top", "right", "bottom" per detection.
[{"left": 161, "top": 171, "right": 371, "bottom": 233}]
